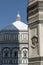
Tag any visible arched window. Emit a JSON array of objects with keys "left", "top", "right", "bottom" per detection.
[
  {"left": 23, "top": 51, "right": 27, "bottom": 57},
  {"left": 22, "top": 48, "right": 28, "bottom": 58},
  {"left": 2, "top": 48, "right": 10, "bottom": 58},
  {"left": 12, "top": 48, "right": 19, "bottom": 58},
  {"left": 4, "top": 51, "right": 9, "bottom": 57},
  {"left": 14, "top": 51, "right": 18, "bottom": 57}
]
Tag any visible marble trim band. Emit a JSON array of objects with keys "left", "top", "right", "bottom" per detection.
[
  {"left": 28, "top": 20, "right": 43, "bottom": 27},
  {"left": 29, "top": 57, "right": 43, "bottom": 62}
]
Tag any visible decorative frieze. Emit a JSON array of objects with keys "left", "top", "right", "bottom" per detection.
[{"left": 0, "top": 31, "right": 28, "bottom": 43}]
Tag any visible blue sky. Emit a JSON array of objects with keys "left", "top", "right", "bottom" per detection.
[{"left": 0, "top": 0, "right": 27, "bottom": 29}]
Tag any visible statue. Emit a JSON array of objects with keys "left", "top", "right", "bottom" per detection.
[
  {"left": 31, "top": 36, "right": 39, "bottom": 57},
  {"left": 31, "top": 36, "right": 38, "bottom": 49}
]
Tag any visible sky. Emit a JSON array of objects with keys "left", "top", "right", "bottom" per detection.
[{"left": 0, "top": 0, "right": 28, "bottom": 29}]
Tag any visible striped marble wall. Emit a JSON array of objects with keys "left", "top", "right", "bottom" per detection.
[{"left": 27, "top": 0, "right": 43, "bottom": 24}]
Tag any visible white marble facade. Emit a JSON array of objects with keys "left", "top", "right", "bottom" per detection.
[{"left": 0, "top": 12, "right": 28, "bottom": 65}]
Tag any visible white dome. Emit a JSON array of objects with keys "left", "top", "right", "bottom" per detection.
[
  {"left": 3, "top": 11, "right": 28, "bottom": 31},
  {"left": 12, "top": 11, "right": 28, "bottom": 30}
]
